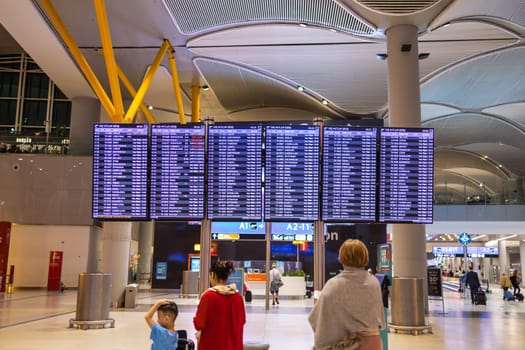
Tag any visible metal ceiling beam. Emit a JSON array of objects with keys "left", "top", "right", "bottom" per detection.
[
  {"left": 94, "top": 0, "right": 124, "bottom": 121},
  {"left": 40, "top": 0, "right": 116, "bottom": 121},
  {"left": 115, "top": 64, "right": 157, "bottom": 124},
  {"left": 166, "top": 43, "right": 186, "bottom": 124},
  {"left": 124, "top": 39, "right": 170, "bottom": 123},
  {"left": 192, "top": 85, "right": 201, "bottom": 123}
]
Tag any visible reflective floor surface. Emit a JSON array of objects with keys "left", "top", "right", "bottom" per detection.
[{"left": 1, "top": 286, "right": 524, "bottom": 349}]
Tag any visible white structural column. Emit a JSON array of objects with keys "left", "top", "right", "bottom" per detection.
[
  {"left": 138, "top": 221, "right": 154, "bottom": 284},
  {"left": 69, "top": 97, "right": 101, "bottom": 155},
  {"left": 498, "top": 240, "right": 509, "bottom": 274},
  {"left": 386, "top": 25, "right": 427, "bottom": 288},
  {"left": 101, "top": 221, "right": 132, "bottom": 306},
  {"left": 520, "top": 241, "right": 525, "bottom": 286},
  {"left": 86, "top": 225, "right": 103, "bottom": 273}
]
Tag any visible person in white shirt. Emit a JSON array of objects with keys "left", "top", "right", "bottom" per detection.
[{"left": 269, "top": 263, "right": 282, "bottom": 306}]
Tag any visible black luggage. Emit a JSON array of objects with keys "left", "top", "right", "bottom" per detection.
[
  {"left": 245, "top": 290, "right": 252, "bottom": 302},
  {"left": 517, "top": 292, "right": 524, "bottom": 302},
  {"left": 474, "top": 289, "right": 486, "bottom": 305},
  {"left": 177, "top": 330, "right": 195, "bottom": 350}
]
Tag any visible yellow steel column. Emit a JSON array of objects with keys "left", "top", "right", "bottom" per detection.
[
  {"left": 124, "top": 40, "right": 170, "bottom": 122},
  {"left": 166, "top": 44, "right": 186, "bottom": 124},
  {"left": 191, "top": 85, "right": 201, "bottom": 123},
  {"left": 116, "top": 65, "right": 157, "bottom": 124},
  {"left": 94, "top": 0, "right": 124, "bottom": 121},
  {"left": 40, "top": 0, "right": 116, "bottom": 120}
]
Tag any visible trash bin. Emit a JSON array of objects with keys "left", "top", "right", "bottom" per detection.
[
  {"left": 181, "top": 271, "right": 199, "bottom": 297},
  {"left": 70, "top": 273, "right": 114, "bottom": 329},
  {"left": 125, "top": 283, "right": 139, "bottom": 308},
  {"left": 390, "top": 277, "right": 425, "bottom": 327}
]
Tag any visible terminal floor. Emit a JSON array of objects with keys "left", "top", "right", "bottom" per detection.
[{"left": 1, "top": 286, "right": 524, "bottom": 349}]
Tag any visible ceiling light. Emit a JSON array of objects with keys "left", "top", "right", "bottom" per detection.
[
  {"left": 299, "top": 23, "right": 307, "bottom": 28},
  {"left": 376, "top": 53, "right": 388, "bottom": 61},
  {"left": 330, "top": 29, "right": 337, "bottom": 33},
  {"left": 297, "top": 86, "right": 304, "bottom": 92},
  {"left": 498, "top": 164, "right": 503, "bottom": 168},
  {"left": 322, "top": 99, "right": 329, "bottom": 105},
  {"left": 472, "top": 234, "right": 487, "bottom": 241},
  {"left": 202, "top": 85, "right": 209, "bottom": 91},
  {"left": 147, "top": 105, "right": 154, "bottom": 110}
]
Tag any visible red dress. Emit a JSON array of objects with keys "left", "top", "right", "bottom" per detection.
[{"left": 193, "top": 286, "right": 246, "bottom": 350}]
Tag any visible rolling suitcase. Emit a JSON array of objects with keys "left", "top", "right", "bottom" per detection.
[
  {"left": 474, "top": 289, "right": 486, "bottom": 305},
  {"left": 245, "top": 290, "right": 252, "bottom": 302},
  {"left": 516, "top": 292, "right": 524, "bottom": 302},
  {"left": 504, "top": 290, "right": 515, "bottom": 301}
]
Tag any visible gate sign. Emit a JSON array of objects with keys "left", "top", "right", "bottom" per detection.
[{"left": 458, "top": 232, "right": 471, "bottom": 245}]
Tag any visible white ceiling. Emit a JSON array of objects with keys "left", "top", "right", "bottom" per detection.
[{"left": 0, "top": 0, "right": 524, "bottom": 201}]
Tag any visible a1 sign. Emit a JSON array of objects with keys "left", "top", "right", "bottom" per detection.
[{"left": 458, "top": 232, "right": 471, "bottom": 245}]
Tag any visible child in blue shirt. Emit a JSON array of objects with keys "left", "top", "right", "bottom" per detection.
[{"left": 145, "top": 299, "right": 179, "bottom": 350}]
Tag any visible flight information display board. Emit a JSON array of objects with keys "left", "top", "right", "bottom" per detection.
[
  {"left": 322, "top": 126, "right": 377, "bottom": 222},
  {"left": 379, "top": 128, "right": 433, "bottom": 223},
  {"left": 150, "top": 124, "right": 205, "bottom": 220},
  {"left": 264, "top": 125, "right": 320, "bottom": 221},
  {"left": 92, "top": 123, "right": 149, "bottom": 220},
  {"left": 207, "top": 124, "right": 263, "bottom": 220}
]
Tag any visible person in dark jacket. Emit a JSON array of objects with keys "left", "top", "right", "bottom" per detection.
[
  {"left": 510, "top": 270, "right": 521, "bottom": 297},
  {"left": 465, "top": 266, "right": 481, "bottom": 304}
]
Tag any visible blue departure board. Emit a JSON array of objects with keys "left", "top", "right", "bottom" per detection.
[
  {"left": 264, "top": 125, "right": 320, "bottom": 221},
  {"left": 150, "top": 124, "right": 205, "bottom": 220},
  {"left": 379, "top": 128, "right": 433, "bottom": 223},
  {"left": 207, "top": 124, "right": 263, "bottom": 220},
  {"left": 322, "top": 126, "right": 377, "bottom": 222},
  {"left": 92, "top": 123, "right": 149, "bottom": 220}
]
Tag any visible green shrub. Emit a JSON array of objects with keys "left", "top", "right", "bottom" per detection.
[{"left": 283, "top": 270, "right": 305, "bottom": 277}]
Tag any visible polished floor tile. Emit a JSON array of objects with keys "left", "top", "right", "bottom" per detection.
[{"left": 1, "top": 286, "right": 524, "bottom": 349}]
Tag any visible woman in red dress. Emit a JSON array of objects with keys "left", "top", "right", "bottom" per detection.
[{"left": 194, "top": 260, "right": 246, "bottom": 350}]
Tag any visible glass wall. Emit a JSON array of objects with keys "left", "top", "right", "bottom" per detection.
[{"left": 0, "top": 53, "right": 71, "bottom": 153}]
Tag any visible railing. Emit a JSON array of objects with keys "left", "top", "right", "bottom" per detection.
[{"left": 0, "top": 136, "right": 69, "bottom": 155}]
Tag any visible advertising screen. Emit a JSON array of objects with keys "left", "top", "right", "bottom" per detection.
[
  {"left": 92, "top": 123, "right": 149, "bottom": 220},
  {"left": 264, "top": 125, "right": 320, "bottom": 221},
  {"left": 378, "top": 128, "right": 433, "bottom": 223},
  {"left": 207, "top": 124, "right": 263, "bottom": 221},
  {"left": 150, "top": 123, "right": 205, "bottom": 220},
  {"left": 322, "top": 126, "right": 377, "bottom": 222}
]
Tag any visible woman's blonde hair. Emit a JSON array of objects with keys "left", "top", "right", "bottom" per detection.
[{"left": 338, "top": 239, "right": 369, "bottom": 268}]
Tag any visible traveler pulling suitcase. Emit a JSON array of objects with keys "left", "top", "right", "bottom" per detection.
[{"left": 474, "top": 289, "right": 486, "bottom": 305}]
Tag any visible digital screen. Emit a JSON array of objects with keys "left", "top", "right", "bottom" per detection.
[
  {"left": 207, "top": 124, "right": 263, "bottom": 220},
  {"left": 264, "top": 125, "right": 320, "bottom": 221},
  {"left": 211, "top": 221, "right": 265, "bottom": 240},
  {"left": 190, "top": 257, "right": 200, "bottom": 272},
  {"left": 379, "top": 128, "right": 433, "bottom": 223},
  {"left": 322, "top": 126, "right": 377, "bottom": 222},
  {"left": 271, "top": 222, "right": 314, "bottom": 242},
  {"left": 150, "top": 124, "right": 205, "bottom": 220},
  {"left": 92, "top": 123, "right": 148, "bottom": 220}
]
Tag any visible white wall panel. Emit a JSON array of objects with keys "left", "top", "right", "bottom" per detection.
[
  {"left": 7, "top": 225, "right": 90, "bottom": 288},
  {"left": 0, "top": 155, "right": 92, "bottom": 225}
]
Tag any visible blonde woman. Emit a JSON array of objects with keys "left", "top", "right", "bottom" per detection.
[{"left": 309, "top": 239, "right": 385, "bottom": 350}]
